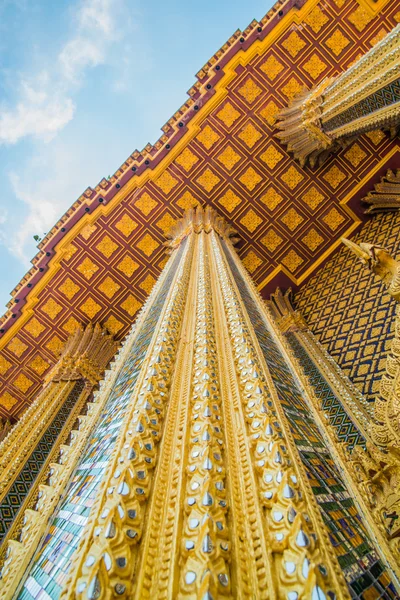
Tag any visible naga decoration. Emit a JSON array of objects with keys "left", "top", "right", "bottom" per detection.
[{"left": 341, "top": 237, "right": 400, "bottom": 302}]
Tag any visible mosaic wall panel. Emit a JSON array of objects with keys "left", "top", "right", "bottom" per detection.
[
  {"left": 1, "top": 0, "right": 400, "bottom": 420},
  {"left": 324, "top": 77, "right": 400, "bottom": 131},
  {"left": 286, "top": 333, "right": 365, "bottom": 451},
  {"left": 0, "top": 379, "right": 85, "bottom": 545},
  {"left": 18, "top": 243, "right": 184, "bottom": 600},
  {"left": 295, "top": 211, "right": 400, "bottom": 404},
  {"left": 221, "top": 239, "right": 397, "bottom": 599}
]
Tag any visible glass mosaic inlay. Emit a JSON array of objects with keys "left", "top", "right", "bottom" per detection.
[
  {"left": 0, "top": 380, "right": 85, "bottom": 546},
  {"left": 18, "top": 244, "right": 185, "bottom": 600},
  {"left": 286, "top": 333, "right": 365, "bottom": 451},
  {"left": 221, "top": 240, "right": 398, "bottom": 600}
]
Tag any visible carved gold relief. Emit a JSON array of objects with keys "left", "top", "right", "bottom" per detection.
[
  {"left": 0, "top": 356, "right": 12, "bottom": 376},
  {"left": 196, "top": 168, "right": 221, "bottom": 192},
  {"left": 155, "top": 171, "right": 179, "bottom": 195},
  {"left": 117, "top": 255, "right": 140, "bottom": 278},
  {"left": 282, "top": 31, "right": 306, "bottom": 58},
  {"left": 276, "top": 25, "right": 400, "bottom": 166},
  {"left": 196, "top": 125, "right": 220, "bottom": 150},
  {"left": 211, "top": 233, "right": 345, "bottom": 599},
  {"left": 135, "top": 192, "right": 158, "bottom": 216},
  {"left": 24, "top": 317, "right": 46, "bottom": 338},
  {"left": 218, "top": 189, "right": 242, "bottom": 213},
  {"left": 237, "top": 122, "right": 262, "bottom": 148},
  {"left": 217, "top": 145, "right": 241, "bottom": 171},
  {"left": 362, "top": 168, "right": 400, "bottom": 214},
  {"left": 260, "top": 100, "right": 280, "bottom": 125},
  {"left": 176, "top": 233, "right": 231, "bottom": 598},
  {"left": 240, "top": 209, "right": 262, "bottom": 233},
  {"left": 303, "top": 54, "right": 327, "bottom": 80},
  {"left": 238, "top": 166, "right": 262, "bottom": 191},
  {"left": 242, "top": 250, "right": 262, "bottom": 273},
  {"left": 137, "top": 233, "right": 159, "bottom": 257},
  {"left": 216, "top": 102, "right": 241, "bottom": 128},
  {"left": 57, "top": 237, "right": 194, "bottom": 599},
  {"left": 282, "top": 249, "right": 304, "bottom": 272}
]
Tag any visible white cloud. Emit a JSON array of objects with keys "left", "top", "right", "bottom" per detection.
[
  {"left": 3, "top": 139, "right": 100, "bottom": 264},
  {"left": 0, "top": 0, "right": 133, "bottom": 263},
  {"left": 77, "top": 0, "right": 116, "bottom": 36},
  {"left": 0, "top": 208, "right": 7, "bottom": 225},
  {"left": 59, "top": 0, "right": 124, "bottom": 82},
  {"left": 59, "top": 39, "right": 105, "bottom": 82},
  {"left": 0, "top": 0, "right": 126, "bottom": 145},
  {"left": 0, "top": 88, "right": 75, "bottom": 144}
]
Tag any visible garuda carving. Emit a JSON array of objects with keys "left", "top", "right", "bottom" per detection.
[
  {"left": 342, "top": 237, "right": 400, "bottom": 445},
  {"left": 342, "top": 237, "right": 400, "bottom": 556}
]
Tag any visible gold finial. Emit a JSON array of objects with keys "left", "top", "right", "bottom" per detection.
[{"left": 164, "top": 205, "right": 238, "bottom": 251}]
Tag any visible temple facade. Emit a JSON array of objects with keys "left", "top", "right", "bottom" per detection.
[{"left": 1, "top": 0, "right": 400, "bottom": 598}]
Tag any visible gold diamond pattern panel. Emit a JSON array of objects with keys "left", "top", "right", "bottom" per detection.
[
  {"left": 295, "top": 212, "right": 400, "bottom": 403},
  {"left": 0, "top": 0, "right": 399, "bottom": 418},
  {"left": 0, "top": 198, "right": 168, "bottom": 417}
]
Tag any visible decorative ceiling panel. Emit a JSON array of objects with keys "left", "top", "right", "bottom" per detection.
[{"left": 1, "top": 0, "right": 399, "bottom": 418}]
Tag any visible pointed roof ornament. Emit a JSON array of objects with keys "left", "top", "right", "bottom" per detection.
[{"left": 164, "top": 205, "right": 239, "bottom": 251}]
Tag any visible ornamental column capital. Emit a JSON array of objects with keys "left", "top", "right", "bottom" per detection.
[
  {"left": 267, "top": 287, "right": 308, "bottom": 334},
  {"left": 46, "top": 322, "right": 119, "bottom": 386},
  {"left": 164, "top": 205, "right": 239, "bottom": 251},
  {"left": 276, "top": 24, "right": 400, "bottom": 167}
]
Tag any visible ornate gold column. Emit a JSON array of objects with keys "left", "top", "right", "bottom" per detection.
[
  {"left": 0, "top": 323, "right": 117, "bottom": 596},
  {"left": 210, "top": 233, "right": 348, "bottom": 599},
  {"left": 268, "top": 287, "right": 371, "bottom": 443},
  {"left": 0, "top": 246, "right": 184, "bottom": 599},
  {"left": 267, "top": 285, "right": 400, "bottom": 581},
  {"left": 217, "top": 232, "right": 400, "bottom": 594},
  {"left": 57, "top": 233, "right": 196, "bottom": 600},
  {"left": 276, "top": 24, "right": 400, "bottom": 166},
  {"left": 9, "top": 208, "right": 400, "bottom": 600},
  {"left": 0, "top": 323, "right": 117, "bottom": 561}
]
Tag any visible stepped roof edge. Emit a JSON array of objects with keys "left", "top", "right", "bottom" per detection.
[{"left": 0, "top": 0, "right": 297, "bottom": 335}]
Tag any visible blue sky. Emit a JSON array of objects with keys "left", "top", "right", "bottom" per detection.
[{"left": 0, "top": 0, "right": 274, "bottom": 312}]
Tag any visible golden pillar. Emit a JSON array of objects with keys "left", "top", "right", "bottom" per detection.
[
  {"left": 0, "top": 323, "right": 117, "bottom": 592},
  {"left": 268, "top": 286, "right": 400, "bottom": 581},
  {"left": 3, "top": 208, "right": 399, "bottom": 599},
  {"left": 276, "top": 24, "right": 400, "bottom": 166}
]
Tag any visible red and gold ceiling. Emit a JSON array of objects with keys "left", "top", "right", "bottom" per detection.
[{"left": 1, "top": 0, "right": 399, "bottom": 419}]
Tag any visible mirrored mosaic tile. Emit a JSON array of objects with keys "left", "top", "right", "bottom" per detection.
[
  {"left": 221, "top": 240, "right": 397, "bottom": 599},
  {"left": 18, "top": 243, "right": 185, "bottom": 599}
]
